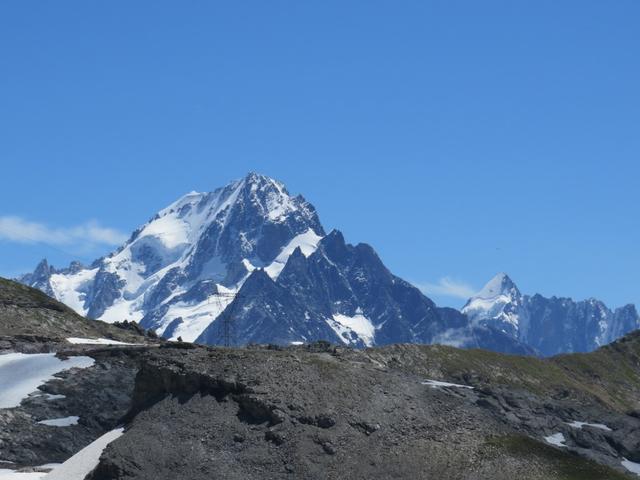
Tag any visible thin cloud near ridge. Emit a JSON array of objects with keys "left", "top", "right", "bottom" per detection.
[
  {"left": 0, "top": 215, "right": 127, "bottom": 248},
  {"left": 415, "top": 277, "right": 477, "bottom": 300}
]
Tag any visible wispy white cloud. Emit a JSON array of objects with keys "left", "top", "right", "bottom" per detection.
[
  {"left": 415, "top": 276, "right": 477, "bottom": 299},
  {"left": 0, "top": 216, "right": 127, "bottom": 248},
  {"left": 431, "top": 327, "right": 473, "bottom": 348}
]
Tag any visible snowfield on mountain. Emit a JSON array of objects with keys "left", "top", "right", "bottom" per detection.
[
  {"left": 463, "top": 273, "right": 640, "bottom": 355},
  {"left": 18, "top": 174, "right": 526, "bottom": 353},
  {"left": 19, "top": 174, "right": 640, "bottom": 355}
]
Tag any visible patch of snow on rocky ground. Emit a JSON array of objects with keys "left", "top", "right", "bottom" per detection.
[
  {"left": 622, "top": 458, "right": 640, "bottom": 476},
  {"left": 544, "top": 433, "right": 567, "bottom": 447},
  {"left": 37, "top": 416, "right": 79, "bottom": 427},
  {"left": 65, "top": 337, "right": 140, "bottom": 346},
  {"left": 0, "top": 353, "right": 94, "bottom": 409},
  {"left": 0, "top": 469, "right": 47, "bottom": 480},
  {"left": 0, "top": 464, "right": 59, "bottom": 480},
  {"left": 44, "top": 427, "right": 124, "bottom": 480},
  {"left": 565, "top": 421, "right": 611, "bottom": 431},
  {"left": 421, "top": 379, "right": 474, "bottom": 389}
]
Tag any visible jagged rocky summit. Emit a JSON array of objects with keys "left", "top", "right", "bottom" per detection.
[
  {"left": 18, "top": 173, "right": 529, "bottom": 353},
  {"left": 463, "top": 273, "right": 640, "bottom": 356},
  {"left": 18, "top": 173, "right": 638, "bottom": 355}
]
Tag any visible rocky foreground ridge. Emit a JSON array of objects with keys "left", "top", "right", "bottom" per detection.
[{"left": 1, "top": 279, "right": 640, "bottom": 479}]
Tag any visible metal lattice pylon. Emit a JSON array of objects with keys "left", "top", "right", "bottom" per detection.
[{"left": 210, "top": 292, "right": 241, "bottom": 347}]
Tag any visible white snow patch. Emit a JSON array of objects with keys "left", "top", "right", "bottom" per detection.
[
  {"left": 241, "top": 258, "right": 256, "bottom": 272},
  {"left": 157, "top": 190, "right": 204, "bottom": 217},
  {"left": 474, "top": 272, "right": 510, "bottom": 299},
  {"left": 105, "top": 256, "right": 146, "bottom": 297},
  {"left": 72, "top": 189, "right": 229, "bottom": 323},
  {"left": 544, "top": 433, "right": 567, "bottom": 448},
  {"left": 565, "top": 421, "right": 611, "bottom": 432},
  {"left": 44, "top": 427, "right": 124, "bottom": 480},
  {"left": 257, "top": 177, "right": 299, "bottom": 222},
  {"left": 462, "top": 273, "right": 522, "bottom": 332},
  {"left": 0, "top": 354, "right": 94, "bottom": 409},
  {"left": 0, "top": 471, "right": 41, "bottom": 480},
  {"left": 0, "top": 472, "right": 40, "bottom": 480},
  {"left": 49, "top": 268, "right": 98, "bottom": 316},
  {"left": 157, "top": 284, "right": 237, "bottom": 342},
  {"left": 98, "top": 297, "right": 145, "bottom": 324},
  {"left": 327, "top": 311, "right": 376, "bottom": 347},
  {"left": 290, "top": 341, "right": 304, "bottom": 345},
  {"left": 622, "top": 458, "right": 640, "bottom": 476},
  {"left": 422, "top": 379, "right": 474, "bottom": 389},
  {"left": 264, "top": 229, "right": 322, "bottom": 279},
  {"left": 0, "top": 469, "right": 49, "bottom": 480},
  {"left": 38, "top": 416, "right": 79, "bottom": 427},
  {"left": 136, "top": 214, "right": 190, "bottom": 250},
  {"left": 463, "top": 295, "right": 520, "bottom": 327},
  {"left": 65, "top": 338, "right": 140, "bottom": 346}
]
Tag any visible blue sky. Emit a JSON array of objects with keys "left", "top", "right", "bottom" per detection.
[{"left": 1, "top": 1, "right": 638, "bottom": 308}]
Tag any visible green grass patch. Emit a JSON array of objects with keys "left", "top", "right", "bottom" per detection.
[{"left": 486, "top": 435, "right": 631, "bottom": 480}]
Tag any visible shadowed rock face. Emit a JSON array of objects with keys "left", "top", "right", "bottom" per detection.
[
  {"left": 196, "top": 231, "right": 532, "bottom": 355},
  {"left": 524, "top": 297, "right": 640, "bottom": 354},
  {"left": 83, "top": 337, "right": 640, "bottom": 480},
  {"left": 85, "top": 271, "right": 125, "bottom": 320},
  {"left": 17, "top": 259, "right": 56, "bottom": 297},
  {"left": 184, "top": 173, "right": 325, "bottom": 279}
]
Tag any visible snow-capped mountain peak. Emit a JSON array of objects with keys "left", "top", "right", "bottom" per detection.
[
  {"left": 473, "top": 272, "right": 520, "bottom": 300},
  {"left": 20, "top": 173, "right": 532, "bottom": 353},
  {"left": 462, "top": 273, "right": 640, "bottom": 356},
  {"left": 19, "top": 175, "right": 639, "bottom": 356},
  {"left": 462, "top": 273, "right": 524, "bottom": 336},
  {"left": 21, "top": 173, "right": 326, "bottom": 343}
]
